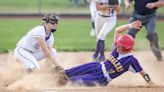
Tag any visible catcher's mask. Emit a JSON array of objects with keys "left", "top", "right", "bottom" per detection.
[
  {"left": 116, "top": 34, "right": 134, "bottom": 53},
  {"left": 42, "top": 13, "right": 59, "bottom": 24}
]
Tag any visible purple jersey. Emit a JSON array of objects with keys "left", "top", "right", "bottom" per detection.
[{"left": 104, "top": 49, "right": 143, "bottom": 79}]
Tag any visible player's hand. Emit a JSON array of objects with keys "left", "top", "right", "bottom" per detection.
[
  {"left": 146, "top": 81, "right": 155, "bottom": 87},
  {"left": 146, "top": 3, "right": 155, "bottom": 9},
  {"left": 131, "top": 20, "right": 142, "bottom": 30},
  {"left": 148, "top": 81, "right": 154, "bottom": 85},
  {"left": 125, "top": 3, "right": 131, "bottom": 9}
]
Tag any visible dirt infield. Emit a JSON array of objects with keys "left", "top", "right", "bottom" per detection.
[{"left": 0, "top": 50, "right": 164, "bottom": 92}]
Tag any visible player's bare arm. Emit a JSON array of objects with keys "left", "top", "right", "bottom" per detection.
[
  {"left": 34, "top": 37, "right": 57, "bottom": 66},
  {"left": 114, "top": 20, "right": 142, "bottom": 42}
]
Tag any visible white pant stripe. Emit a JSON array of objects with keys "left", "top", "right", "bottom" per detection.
[{"left": 100, "top": 62, "right": 112, "bottom": 82}]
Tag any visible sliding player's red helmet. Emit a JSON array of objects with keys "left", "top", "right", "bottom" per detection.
[{"left": 116, "top": 34, "right": 134, "bottom": 53}]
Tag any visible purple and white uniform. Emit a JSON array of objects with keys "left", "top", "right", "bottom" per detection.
[{"left": 65, "top": 49, "right": 143, "bottom": 86}]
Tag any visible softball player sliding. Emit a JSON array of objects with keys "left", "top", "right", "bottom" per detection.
[
  {"left": 92, "top": 0, "right": 121, "bottom": 62},
  {"left": 14, "top": 13, "right": 63, "bottom": 73},
  {"left": 64, "top": 21, "right": 153, "bottom": 86}
]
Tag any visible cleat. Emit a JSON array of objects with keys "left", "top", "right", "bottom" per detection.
[{"left": 157, "top": 57, "right": 163, "bottom": 61}]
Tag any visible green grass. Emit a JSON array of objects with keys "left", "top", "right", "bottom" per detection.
[
  {"left": 0, "top": 0, "right": 89, "bottom": 13},
  {"left": 0, "top": 18, "right": 163, "bottom": 53},
  {"left": 0, "top": 18, "right": 39, "bottom": 52},
  {"left": 0, "top": 0, "right": 163, "bottom": 15}
]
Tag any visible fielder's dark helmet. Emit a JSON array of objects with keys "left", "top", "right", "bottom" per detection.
[
  {"left": 116, "top": 34, "right": 134, "bottom": 53},
  {"left": 42, "top": 13, "right": 59, "bottom": 23}
]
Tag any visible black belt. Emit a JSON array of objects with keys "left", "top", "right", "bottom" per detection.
[{"left": 98, "top": 14, "right": 111, "bottom": 17}]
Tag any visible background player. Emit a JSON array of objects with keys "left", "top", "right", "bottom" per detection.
[
  {"left": 124, "top": 0, "right": 163, "bottom": 61},
  {"left": 88, "top": 0, "right": 97, "bottom": 36},
  {"left": 14, "top": 13, "right": 63, "bottom": 73},
  {"left": 92, "top": 0, "right": 121, "bottom": 62},
  {"left": 64, "top": 20, "right": 153, "bottom": 86}
]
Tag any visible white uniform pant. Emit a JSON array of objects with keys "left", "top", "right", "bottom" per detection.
[
  {"left": 95, "top": 15, "right": 117, "bottom": 40},
  {"left": 14, "top": 47, "right": 57, "bottom": 70}
]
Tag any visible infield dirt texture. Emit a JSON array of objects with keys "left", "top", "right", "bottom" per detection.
[{"left": 0, "top": 51, "right": 164, "bottom": 92}]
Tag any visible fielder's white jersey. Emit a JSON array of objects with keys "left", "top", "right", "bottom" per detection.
[
  {"left": 95, "top": 0, "right": 121, "bottom": 16},
  {"left": 16, "top": 26, "right": 54, "bottom": 53}
]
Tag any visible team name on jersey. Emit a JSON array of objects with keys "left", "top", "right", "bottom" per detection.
[{"left": 108, "top": 55, "right": 124, "bottom": 72}]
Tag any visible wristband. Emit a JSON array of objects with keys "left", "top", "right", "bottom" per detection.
[{"left": 143, "top": 74, "right": 151, "bottom": 83}]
